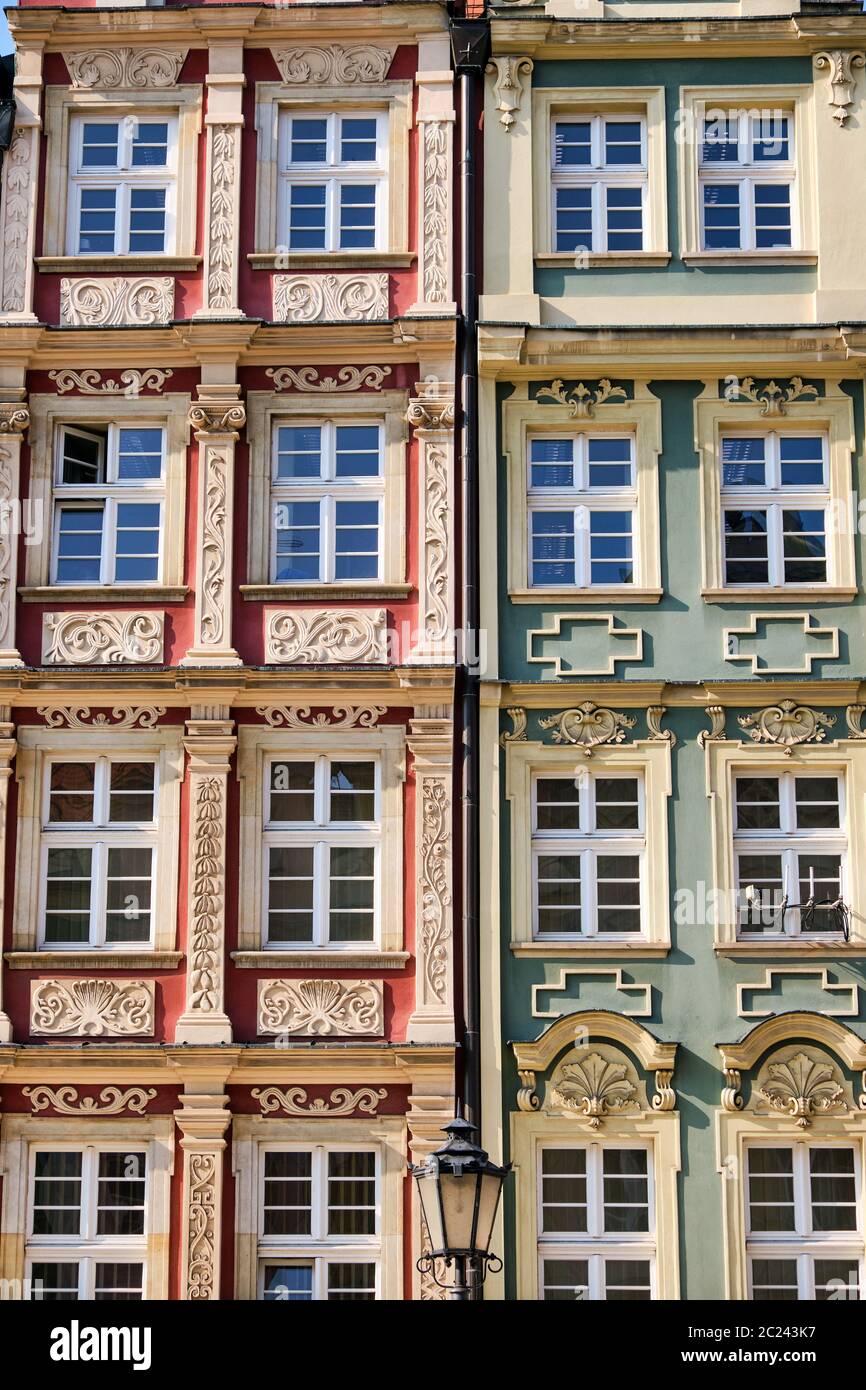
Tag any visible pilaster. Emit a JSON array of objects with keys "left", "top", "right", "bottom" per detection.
[
  {"left": 0, "top": 710, "right": 16, "bottom": 1042},
  {"left": 406, "top": 710, "right": 454, "bottom": 1043},
  {"left": 409, "top": 33, "right": 456, "bottom": 316},
  {"left": 0, "top": 398, "right": 28, "bottom": 668},
  {"left": 174, "top": 711, "right": 237, "bottom": 1044},
  {"left": 181, "top": 386, "right": 244, "bottom": 667},
  {"left": 195, "top": 41, "right": 245, "bottom": 320},
  {"left": 0, "top": 44, "right": 42, "bottom": 324},
  {"left": 406, "top": 382, "right": 456, "bottom": 662},
  {"left": 174, "top": 1093, "right": 232, "bottom": 1300}
]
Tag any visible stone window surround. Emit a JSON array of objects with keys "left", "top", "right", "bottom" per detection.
[
  {"left": 503, "top": 383, "right": 662, "bottom": 604},
  {"left": 694, "top": 384, "right": 856, "bottom": 603},
  {"left": 0, "top": 1115, "right": 174, "bottom": 1302},
  {"left": 23, "top": 392, "right": 190, "bottom": 602},
  {"left": 678, "top": 84, "right": 817, "bottom": 267},
  {"left": 706, "top": 739, "right": 866, "bottom": 956},
  {"left": 39, "top": 84, "right": 203, "bottom": 272},
  {"left": 244, "top": 389, "right": 408, "bottom": 600},
  {"left": 251, "top": 81, "right": 413, "bottom": 271},
  {"left": 505, "top": 739, "right": 673, "bottom": 957},
  {"left": 532, "top": 86, "right": 670, "bottom": 267},
  {"left": 233, "top": 723, "right": 406, "bottom": 967},
  {"left": 231, "top": 1114, "right": 405, "bottom": 1302},
  {"left": 11, "top": 725, "right": 184, "bottom": 963}
]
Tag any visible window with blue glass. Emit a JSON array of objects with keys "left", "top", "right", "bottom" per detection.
[
  {"left": 68, "top": 115, "right": 176, "bottom": 256},
  {"left": 720, "top": 432, "right": 828, "bottom": 587},
  {"left": 52, "top": 423, "right": 164, "bottom": 586},
  {"left": 271, "top": 419, "right": 382, "bottom": 584},
  {"left": 551, "top": 115, "right": 645, "bottom": 254},
  {"left": 700, "top": 111, "right": 794, "bottom": 252},
  {"left": 528, "top": 433, "right": 635, "bottom": 588},
  {"left": 278, "top": 112, "right": 385, "bottom": 252},
  {"left": 259, "top": 1147, "right": 379, "bottom": 1301}
]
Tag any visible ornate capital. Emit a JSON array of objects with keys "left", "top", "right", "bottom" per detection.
[
  {"left": 815, "top": 50, "right": 866, "bottom": 126},
  {"left": 187, "top": 400, "right": 246, "bottom": 437},
  {"left": 406, "top": 386, "right": 455, "bottom": 433},
  {"left": 486, "top": 55, "right": 534, "bottom": 130},
  {"left": 0, "top": 404, "right": 29, "bottom": 434}
]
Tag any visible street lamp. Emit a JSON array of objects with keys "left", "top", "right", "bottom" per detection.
[{"left": 411, "top": 1112, "right": 511, "bottom": 1300}]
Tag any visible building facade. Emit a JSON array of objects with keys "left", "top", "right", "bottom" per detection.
[
  {"left": 0, "top": 0, "right": 463, "bottom": 1301},
  {"left": 479, "top": 0, "right": 866, "bottom": 1301}
]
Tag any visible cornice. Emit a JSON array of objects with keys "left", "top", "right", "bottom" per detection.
[
  {"left": 488, "top": 14, "right": 866, "bottom": 61},
  {"left": 502, "top": 679, "right": 865, "bottom": 709}
]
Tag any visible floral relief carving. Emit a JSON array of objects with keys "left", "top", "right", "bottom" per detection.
[
  {"left": 536, "top": 379, "right": 627, "bottom": 418},
  {"left": 66, "top": 48, "right": 188, "bottom": 88},
  {"left": 420, "top": 121, "right": 449, "bottom": 304},
  {"left": 539, "top": 702, "right": 636, "bottom": 754},
  {"left": 419, "top": 778, "right": 452, "bottom": 1007},
  {"left": 266, "top": 365, "right": 392, "bottom": 393},
  {"left": 265, "top": 608, "right": 388, "bottom": 664},
  {"left": 38, "top": 705, "right": 166, "bottom": 730},
  {"left": 255, "top": 704, "right": 387, "bottom": 730},
  {"left": 845, "top": 704, "right": 866, "bottom": 738},
  {"left": 258, "top": 979, "right": 384, "bottom": 1036},
  {"left": 500, "top": 707, "right": 528, "bottom": 745},
  {"left": 186, "top": 1152, "right": 217, "bottom": 1300},
  {"left": 205, "top": 125, "right": 237, "bottom": 312},
  {"left": 727, "top": 376, "right": 819, "bottom": 416},
  {"left": 698, "top": 705, "right": 727, "bottom": 748},
  {"left": 273, "top": 273, "right": 388, "bottom": 323},
  {"left": 49, "top": 368, "right": 173, "bottom": 395},
  {"left": 646, "top": 705, "right": 676, "bottom": 748},
  {"left": 486, "top": 56, "right": 534, "bottom": 130},
  {"left": 187, "top": 777, "right": 225, "bottom": 1014},
  {"left": 1, "top": 127, "right": 33, "bottom": 314},
  {"left": 757, "top": 1051, "right": 849, "bottom": 1128},
  {"left": 60, "top": 277, "right": 174, "bottom": 327},
  {"left": 43, "top": 611, "right": 164, "bottom": 665},
  {"left": 273, "top": 45, "right": 395, "bottom": 85},
  {"left": 814, "top": 51, "right": 866, "bottom": 126},
  {"left": 24, "top": 1085, "right": 157, "bottom": 1115},
  {"left": 251, "top": 1086, "right": 387, "bottom": 1116},
  {"left": 0, "top": 449, "right": 13, "bottom": 648},
  {"left": 738, "top": 700, "right": 836, "bottom": 751},
  {"left": 549, "top": 1053, "right": 640, "bottom": 1128},
  {"left": 30, "top": 979, "right": 155, "bottom": 1036},
  {"left": 199, "top": 450, "right": 228, "bottom": 648},
  {"left": 422, "top": 442, "right": 449, "bottom": 642}
]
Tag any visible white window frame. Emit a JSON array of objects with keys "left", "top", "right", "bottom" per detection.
[
  {"left": 256, "top": 1142, "right": 380, "bottom": 1302},
  {"left": 550, "top": 113, "right": 647, "bottom": 256},
  {"left": 720, "top": 430, "right": 830, "bottom": 590},
  {"left": 51, "top": 421, "right": 166, "bottom": 588},
  {"left": 277, "top": 111, "right": 388, "bottom": 254},
  {"left": 25, "top": 1142, "right": 148, "bottom": 1301},
  {"left": 262, "top": 753, "right": 381, "bottom": 951},
  {"left": 537, "top": 1140, "right": 656, "bottom": 1302},
  {"left": 37, "top": 754, "right": 159, "bottom": 952},
  {"left": 699, "top": 109, "right": 796, "bottom": 254},
  {"left": 531, "top": 769, "right": 646, "bottom": 943},
  {"left": 66, "top": 112, "right": 179, "bottom": 258},
  {"left": 527, "top": 430, "right": 637, "bottom": 590},
  {"left": 270, "top": 418, "right": 383, "bottom": 585},
  {"left": 744, "top": 1141, "right": 864, "bottom": 1301},
  {"left": 733, "top": 768, "right": 847, "bottom": 943}
]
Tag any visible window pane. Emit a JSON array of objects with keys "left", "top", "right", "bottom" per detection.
[
  {"left": 589, "top": 510, "right": 633, "bottom": 585},
  {"left": 595, "top": 778, "right": 639, "bottom": 831},
  {"left": 128, "top": 187, "right": 166, "bottom": 253},
  {"left": 605, "top": 186, "right": 643, "bottom": 251},
  {"left": 81, "top": 122, "right": 119, "bottom": 168},
  {"left": 29, "top": 1263, "right": 80, "bottom": 1301},
  {"left": 288, "top": 184, "right": 326, "bottom": 250},
  {"left": 737, "top": 854, "right": 784, "bottom": 933},
  {"left": 795, "top": 777, "right": 839, "bottom": 831},
  {"left": 327, "top": 1263, "right": 376, "bottom": 1301},
  {"left": 752, "top": 115, "right": 789, "bottom": 164},
  {"left": 32, "top": 1152, "right": 83, "bottom": 1236},
  {"left": 340, "top": 118, "right": 378, "bottom": 163},
  {"left": 783, "top": 509, "right": 826, "bottom": 584},
  {"left": 735, "top": 777, "right": 781, "bottom": 831},
  {"left": 329, "top": 761, "right": 375, "bottom": 822},
  {"left": 536, "top": 777, "right": 580, "bottom": 832},
  {"left": 554, "top": 121, "right": 592, "bottom": 167},
  {"left": 328, "top": 846, "right": 375, "bottom": 943},
  {"left": 537, "top": 855, "right": 581, "bottom": 936},
  {"left": 750, "top": 1258, "right": 798, "bottom": 1300},
  {"left": 754, "top": 183, "right": 792, "bottom": 249},
  {"left": 703, "top": 183, "right": 740, "bottom": 250},
  {"left": 94, "top": 1263, "right": 144, "bottom": 1301},
  {"left": 702, "top": 116, "right": 739, "bottom": 165},
  {"left": 61, "top": 428, "right": 105, "bottom": 485},
  {"left": 105, "top": 847, "right": 152, "bottom": 944},
  {"left": 780, "top": 436, "right": 824, "bottom": 488},
  {"left": 604, "top": 121, "right": 642, "bottom": 167},
  {"left": 798, "top": 854, "right": 843, "bottom": 934},
  {"left": 263, "top": 1152, "right": 312, "bottom": 1236},
  {"left": 117, "top": 428, "right": 163, "bottom": 481},
  {"left": 108, "top": 762, "right": 155, "bottom": 822},
  {"left": 79, "top": 188, "right": 117, "bottom": 254},
  {"left": 722, "top": 436, "right": 766, "bottom": 487},
  {"left": 334, "top": 500, "right": 379, "bottom": 581},
  {"left": 334, "top": 425, "right": 380, "bottom": 478},
  {"left": 587, "top": 436, "right": 632, "bottom": 488},
  {"left": 605, "top": 1259, "right": 652, "bottom": 1301},
  {"left": 541, "top": 1148, "right": 587, "bottom": 1233},
  {"left": 747, "top": 1147, "right": 795, "bottom": 1232},
  {"left": 815, "top": 1259, "right": 860, "bottom": 1302},
  {"left": 274, "top": 500, "right": 321, "bottom": 582},
  {"left": 56, "top": 507, "right": 104, "bottom": 584},
  {"left": 531, "top": 510, "right": 576, "bottom": 586},
  {"left": 810, "top": 1149, "right": 857, "bottom": 1232},
  {"left": 724, "top": 508, "right": 768, "bottom": 584},
  {"left": 327, "top": 1151, "right": 376, "bottom": 1236},
  {"left": 44, "top": 847, "right": 92, "bottom": 944},
  {"left": 542, "top": 1258, "right": 589, "bottom": 1301},
  {"left": 96, "top": 1151, "right": 146, "bottom": 1237},
  {"left": 115, "top": 503, "right": 160, "bottom": 583},
  {"left": 275, "top": 426, "right": 322, "bottom": 480},
  {"left": 555, "top": 187, "right": 592, "bottom": 253},
  {"left": 289, "top": 118, "right": 326, "bottom": 164},
  {"left": 48, "top": 762, "right": 95, "bottom": 823},
  {"left": 263, "top": 1264, "right": 313, "bottom": 1301},
  {"left": 339, "top": 184, "right": 376, "bottom": 249},
  {"left": 130, "top": 121, "right": 169, "bottom": 168},
  {"left": 530, "top": 437, "right": 575, "bottom": 490},
  {"left": 267, "top": 847, "right": 314, "bottom": 943},
  {"left": 596, "top": 856, "right": 641, "bottom": 934},
  {"left": 269, "top": 762, "right": 315, "bottom": 822}
]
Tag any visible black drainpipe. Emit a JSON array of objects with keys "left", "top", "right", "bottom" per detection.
[{"left": 449, "top": 11, "right": 490, "bottom": 1136}]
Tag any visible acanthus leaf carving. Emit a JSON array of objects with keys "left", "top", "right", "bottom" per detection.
[
  {"left": 486, "top": 56, "right": 534, "bottom": 130},
  {"left": 738, "top": 700, "right": 836, "bottom": 752},
  {"left": 726, "top": 375, "right": 819, "bottom": 416},
  {"left": 43, "top": 611, "right": 164, "bottom": 665},
  {"left": 419, "top": 779, "right": 452, "bottom": 1007},
  {"left": 758, "top": 1051, "right": 849, "bottom": 1127},
  {"left": 422, "top": 440, "right": 449, "bottom": 642},
  {"left": 24, "top": 1085, "right": 157, "bottom": 1115},
  {"left": 38, "top": 705, "right": 166, "bottom": 730},
  {"left": 265, "top": 607, "right": 388, "bottom": 665},
  {"left": 266, "top": 365, "right": 392, "bottom": 393},
  {"left": 1, "top": 128, "right": 33, "bottom": 314},
  {"left": 500, "top": 707, "right": 528, "bottom": 745},
  {"left": 698, "top": 705, "right": 727, "bottom": 748},
  {"left": 257, "top": 978, "right": 383, "bottom": 1036},
  {"left": 199, "top": 449, "right": 229, "bottom": 648},
  {"left": 272, "top": 273, "right": 388, "bottom": 324},
  {"left": 187, "top": 777, "right": 225, "bottom": 1014},
  {"left": 273, "top": 44, "right": 396, "bottom": 85},
  {"left": 30, "top": 979, "right": 154, "bottom": 1036},
  {"left": 251, "top": 1086, "right": 387, "bottom": 1116},
  {"left": 186, "top": 1151, "right": 218, "bottom": 1300},
  {"left": 205, "top": 125, "right": 237, "bottom": 312},
  {"left": 60, "top": 277, "right": 174, "bottom": 327},
  {"left": 845, "top": 704, "right": 866, "bottom": 738},
  {"left": 419, "top": 121, "right": 449, "bottom": 304},
  {"left": 539, "top": 701, "right": 636, "bottom": 755},
  {"left": 549, "top": 1053, "right": 640, "bottom": 1128},
  {"left": 536, "top": 378, "right": 627, "bottom": 419},
  {"left": 49, "top": 368, "right": 172, "bottom": 395},
  {"left": 255, "top": 704, "right": 386, "bottom": 730},
  {"left": 646, "top": 705, "right": 676, "bottom": 748},
  {"left": 66, "top": 48, "right": 188, "bottom": 89}
]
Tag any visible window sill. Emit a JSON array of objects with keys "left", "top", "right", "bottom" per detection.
[
  {"left": 5, "top": 950, "right": 184, "bottom": 970},
  {"left": 682, "top": 251, "right": 818, "bottom": 267},
  {"left": 534, "top": 252, "right": 671, "bottom": 269},
  {"left": 231, "top": 950, "right": 410, "bottom": 970},
  {"left": 702, "top": 586, "right": 856, "bottom": 604},
  {"left": 510, "top": 942, "right": 670, "bottom": 958},
  {"left": 509, "top": 587, "right": 662, "bottom": 606},
  {"left": 248, "top": 252, "right": 415, "bottom": 271},
  {"left": 20, "top": 585, "right": 189, "bottom": 604},
  {"left": 36, "top": 256, "right": 201, "bottom": 274},
  {"left": 715, "top": 942, "right": 866, "bottom": 958},
  {"left": 240, "top": 583, "right": 411, "bottom": 602}
]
